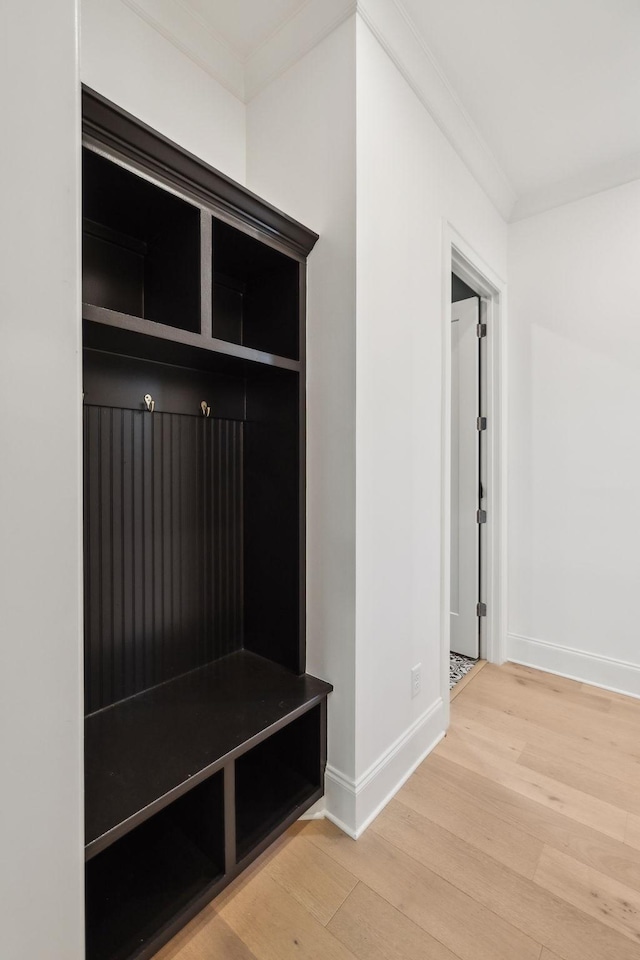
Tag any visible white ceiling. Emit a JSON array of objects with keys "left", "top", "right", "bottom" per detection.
[
  {"left": 119, "top": 0, "right": 640, "bottom": 220},
  {"left": 181, "top": 0, "right": 308, "bottom": 60},
  {"left": 400, "top": 0, "right": 640, "bottom": 208}
]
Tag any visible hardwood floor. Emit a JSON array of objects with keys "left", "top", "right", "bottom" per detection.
[{"left": 157, "top": 663, "right": 640, "bottom": 960}]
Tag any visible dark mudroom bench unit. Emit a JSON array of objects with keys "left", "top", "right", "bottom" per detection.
[{"left": 82, "top": 88, "right": 331, "bottom": 960}]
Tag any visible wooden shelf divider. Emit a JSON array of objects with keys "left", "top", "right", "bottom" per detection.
[{"left": 83, "top": 303, "right": 301, "bottom": 373}]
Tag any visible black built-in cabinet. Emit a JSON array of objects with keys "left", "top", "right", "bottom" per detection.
[{"left": 82, "top": 88, "right": 331, "bottom": 960}]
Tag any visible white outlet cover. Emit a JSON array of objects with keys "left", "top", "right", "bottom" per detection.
[{"left": 411, "top": 664, "right": 421, "bottom": 698}]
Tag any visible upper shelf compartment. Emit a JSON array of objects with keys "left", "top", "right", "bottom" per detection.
[
  {"left": 82, "top": 148, "right": 201, "bottom": 333},
  {"left": 213, "top": 219, "right": 300, "bottom": 361}
]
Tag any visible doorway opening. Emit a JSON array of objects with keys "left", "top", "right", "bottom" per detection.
[
  {"left": 450, "top": 273, "right": 484, "bottom": 668},
  {"left": 441, "top": 227, "right": 507, "bottom": 710}
]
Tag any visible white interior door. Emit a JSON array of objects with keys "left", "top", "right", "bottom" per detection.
[{"left": 450, "top": 296, "right": 480, "bottom": 658}]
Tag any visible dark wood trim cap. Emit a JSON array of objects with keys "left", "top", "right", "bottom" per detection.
[{"left": 82, "top": 86, "right": 319, "bottom": 259}]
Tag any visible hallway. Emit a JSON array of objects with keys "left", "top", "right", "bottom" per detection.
[{"left": 157, "top": 662, "right": 640, "bottom": 960}]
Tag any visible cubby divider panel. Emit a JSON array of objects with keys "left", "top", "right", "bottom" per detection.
[
  {"left": 86, "top": 772, "right": 225, "bottom": 960},
  {"left": 235, "top": 705, "right": 322, "bottom": 862},
  {"left": 243, "top": 370, "right": 301, "bottom": 673}
]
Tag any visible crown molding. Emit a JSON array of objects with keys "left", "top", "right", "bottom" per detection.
[
  {"left": 356, "top": 0, "right": 516, "bottom": 220},
  {"left": 118, "top": 0, "right": 358, "bottom": 106},
  {"left": 114, "top": 0, "right": 515, "bottom": 219},
  {"left": 243, "top": 0, "right": 517, "bottom": 218},
  {"left": 119, "top": 0, "right": 245, "bottom": 100},
  {"left": 245, "top": 0, "right": 357, "bottom": 101},
  {"left": 118, "top": 0, "right": 640, "bottom": 224},
  {"left": 510, "top": 151, "right": 640, "bottom": 222}
]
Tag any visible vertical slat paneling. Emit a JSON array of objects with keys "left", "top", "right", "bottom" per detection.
[
  {"left": 99, "top": 408, "right": 112, "bottom": 708},
  {"left": 161, "top": 412, "right": 172, "bottom": 686},
  {"left": 152, "top": 414, "right": 164, "bottom": 689},
  {"left": 170, "top": 414, "right": 181, "bottom": 677},
  {"left": 122, "top": 410, "right": 134, "bottom": 700},
  {"left": 142, "top": 411, "right": 155, "bottom": 688},
  {"left": 110, "top": 410, "right": 123, "bottom": 704},
  {"left": 85, "top": 407, "right": 101, "bottom": 710},
  {"left": 132, "top": 410, "right": 145, "bottom": 694},
  {"left": 84, "top": 406, "right": 243, "bottom": 713}
]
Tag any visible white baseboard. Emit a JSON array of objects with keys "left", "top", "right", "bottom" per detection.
[
  {"left": 324, "top": 697, "right": 446, "bottom": 838},
  {"left": 508, "top": 632, "right": 640, "bottom": 700}
]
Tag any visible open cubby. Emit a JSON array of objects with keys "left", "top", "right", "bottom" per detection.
[
  {"left": 86, "top": 773, "right": 225, "bottom": 960},
  {"left": 83, "top": 148, "right": 201, "bottom": 331},
  {"left": 213, "top": 218, "right": 300, "bottom": 360},
  {"left": 235, "top": 705, "right": 322, "bottom": 862},
  {"left": 84, "top": 653, "right": 330, "bottom": 858},
  {"left": 82, "top": 88, "right": 329, "bottom": 960}
]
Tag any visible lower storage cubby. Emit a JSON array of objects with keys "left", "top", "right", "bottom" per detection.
[
  {"left": 235, "top": 705, "right": 322, "bottom": 862},
  {"left": 86, "top": 772, "right": 225, "bottom": 960}
]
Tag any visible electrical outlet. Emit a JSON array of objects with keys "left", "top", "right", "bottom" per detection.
[{"left": 411, "top": 663, "right": 421, "bottom": 699}]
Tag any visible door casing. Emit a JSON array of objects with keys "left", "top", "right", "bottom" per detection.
[{"left": 441, "top": 222, "right": 508, "bottom": 724}]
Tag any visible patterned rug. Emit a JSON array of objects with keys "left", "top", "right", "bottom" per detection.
[{"left": 450, "top": 653, "right": 477, "bottom": 689}]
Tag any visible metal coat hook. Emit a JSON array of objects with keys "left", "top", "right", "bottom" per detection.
[
  {"left": 144, "top": 393, "right": 155, "bottom": 413},
  {"left": 200, "top": 401, "right": 211, "bottom": 418}
]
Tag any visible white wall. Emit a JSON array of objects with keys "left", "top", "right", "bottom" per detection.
[
  {"left": 508, "top": 179, "right": 640, "bottom": 696},
  {"left": 246, "top": 20, "right": 358, "bottom": 823},
  {"left": 81, "top": 0, "right": 246, "bottom": 183},
  {"left": 352, "top": 19, "right": 507, "bottom": 828},
  {"left": 0, "top": 1, "right": 84, "bottom": 958},
  {"left": 247, "top": 16, "right": 507, "bottom": 835}
]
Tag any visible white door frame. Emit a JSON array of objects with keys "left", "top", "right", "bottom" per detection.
[{"left": 441, "top": 222, "right": 508, "bottom": 721}]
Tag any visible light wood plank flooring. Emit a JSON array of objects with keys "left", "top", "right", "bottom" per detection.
[{"left": 157, "top": 662, "right": 640, "bottom": 960}]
